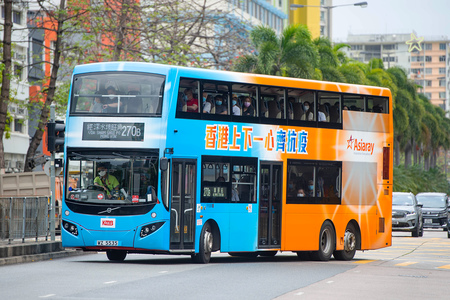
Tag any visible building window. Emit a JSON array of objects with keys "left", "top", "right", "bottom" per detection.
[
  {"left": 439, "top": 92, "right": 446, "bottom": 99},
  {"left": 320, "top": 26, "right": 325, "bottom": 36},
  {"left": 440, "top": 79, "right": 446, "bottom": 87},
  {"left": 351, "top": 45, "right": 363, "bottom": 51},
  {"left": 12, "top": 10, "right": 21, "bottom": 24},
  {"left": 320, "top": 11, "right": 324, "bottom": 22},
  {"left": 425, "top": 68, "right": 432, "bottom": 74},
  {"left": 439, "top": 55, "right": 446, "bottom": 62},
  {"left": 440, "top": 43, "right": 446, "bottom": 50},
  {"left": 425, "top": 56, "right": 432, "bottom": 62},
  {"left": 424, "top": 43, "right": 432, "bottom": 50},
  {"left": 14, "top": 119, "right": 23, "bottom": 133},
  {"left": 424, "top": 93, "right": 431, "bottom": 99},
  {"left": 425, "top": 80, "right": 432, "bottom": 87},
  {"left": 13, "top": 64, "right": 23, "bottom": 80},
  {"left": 439, "top": 68, "right": 446, "bottom": 74},
  {"left": 383, "top": 44, "right": 397, "bottom": 50}
]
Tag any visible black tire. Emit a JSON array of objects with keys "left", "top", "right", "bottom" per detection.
[
  {"left": 447, "top": 230, "right": 450, "bottom": 238},
  {"left": 106, "top": 250, "right": 127, "bottom": 261},
  {"left": 333, "top": 223, "right": 357, "bottom": 261},
  {"left": 419, "top": 221, "right": 424, "bottom": 237},
  {"left": 259, "top": 251, "right": 277, "bottom": 257},
  {"left": 412, "top": 224, "right": 420, "bottom": 237},
  {"left": 194, "top": 223, "right": 213, "bottom": 264},
  {"left": 311, "top": 221, "right": 335, "bottom": 261}
]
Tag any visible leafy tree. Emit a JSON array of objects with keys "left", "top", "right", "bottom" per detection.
[
  {"left": 233, "top": 24, "right": 319, "bottom": 78},
  {"left": 0, "top": 0, "right": 13, "bottom": 169}
]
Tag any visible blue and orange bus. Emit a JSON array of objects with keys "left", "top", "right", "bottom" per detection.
[{"left": 62, "top": 62, "right": 392, "bottom": 263}]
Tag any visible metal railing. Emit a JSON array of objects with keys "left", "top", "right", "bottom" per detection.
[{"left": 0, "top": 197, "right": 61, "bottom": 243}]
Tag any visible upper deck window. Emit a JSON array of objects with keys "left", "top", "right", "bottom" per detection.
[{"left": 70, "top": 72, "right": 165, "bottom": 116}]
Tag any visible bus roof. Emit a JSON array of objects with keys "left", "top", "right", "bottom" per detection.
[{"left": 73, "top": 62, "right": 391, "bottom": 98}]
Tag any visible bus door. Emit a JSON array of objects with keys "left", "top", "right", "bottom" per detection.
[
  {"left": 258, "top": 162, "right": 282, "bottom": 248},
  {"left": 170, "top": 159, "right": 196, "bottom": 250}
]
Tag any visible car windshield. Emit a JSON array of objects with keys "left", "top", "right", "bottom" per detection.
[
  {"left": 416, "top": 195, "right": 446, "bottom": 208},
  {"left": 392, "top": 194, "right": 414, "bottom": 206}
]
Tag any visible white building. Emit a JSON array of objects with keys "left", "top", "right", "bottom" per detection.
[
  {"left": 343, "top": 32, "right": 450, "bottom": 110},
  {"left": 1, "top": 2, "right": 30, "bottom": 173}
]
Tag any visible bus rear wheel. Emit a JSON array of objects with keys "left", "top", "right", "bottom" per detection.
[
  {"left": 106, "top": 250, "right": 127, "bottom": 261},
  {"left": 311, "top": 221, "right": 335, "bottom": 261},
  {"left": 193, "top": 223, "right": 213, "bottom": 264},
  {"left": 333, "top": 223, "right": 357, "bottom": 261}
]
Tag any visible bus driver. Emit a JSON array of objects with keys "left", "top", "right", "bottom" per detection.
[{"left": 94, "top": 164, "right": 120, "bottom": 199}]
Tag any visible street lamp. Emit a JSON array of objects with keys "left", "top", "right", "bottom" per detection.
[{"left": 290, "top": 2, "right": 368, "bottom": 40}]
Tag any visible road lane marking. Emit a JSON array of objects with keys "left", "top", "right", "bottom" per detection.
[
  {"left": 104, "top": 281, "right": 117, "bottom": 284},
  {"left": 159, "top": 271, "right": 168, "bottom": 274},
  {"left": 326, "top": 281, "right": 334, "bottom": 284},
  {"left": 295, "top": 292, "right": 304, "bottom": 296},
  {"left": 395, "top": 261, "right": 418, "bottom": 266},
  {"left": 437, "top": 264, "right": 450, "bottom": 269},
  {"left": 353, "top": 260, "right": 376, "bottom": 264},
  {"left": 39, "top": 295, "right": 55, "bottom": 298}
]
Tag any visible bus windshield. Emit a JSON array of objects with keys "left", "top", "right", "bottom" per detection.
[
  {"left": 70, "top": 72, "right": 165, "bottom": 115},
  {"left": 66, "top": 150, "right": 159, "bottom": 205}
]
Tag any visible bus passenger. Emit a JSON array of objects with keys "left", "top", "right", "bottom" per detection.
[
  {"left": 297, "top": 189, "right": 306, "bottom": 197},
  {"left": 90, "top": 94, "right": 103, "bottom": 113},
  {"left": 232, "top": 178, "right": 240, "bottom": 202},
  {"left": 318, "top": 104, "right": 327, "bottom": 122},
  {"left": 231, "top": 94, "right": 241, "bottom": 116},
  {"left": 214, "top": 95, "right": 227, "bottom": 115},
  {"left": 184, "top": 88, "right": 198, "bottom": 112},
  {"left": 202, "top": 92, "right": 211, "bottom": 113},
  {"left": 304, "top": 101, "right": 314, "bottom": 121},
  {"left": 102, "top": 86, "right": 121, "bottom": 113},
  {"left": 94, "top": 165, "right": 120, "bottom": 199},
  {"left": 177, "top": 92, "right": 186, "bottom": 112},
  {"left": 242, "top": 97, "right": 254, "bottom": 116}
]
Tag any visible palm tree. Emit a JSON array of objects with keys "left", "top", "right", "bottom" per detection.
[{"left": 233, "top": 24, "right": 319, "bottom": 79}]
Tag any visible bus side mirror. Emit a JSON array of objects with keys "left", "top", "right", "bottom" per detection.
[{"left": 160, "top": 157, "right": 168, "bottom": 171}]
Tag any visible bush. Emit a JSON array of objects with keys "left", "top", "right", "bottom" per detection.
[{"left": 393, "top": 165, "right": 450, "bottom": 195}]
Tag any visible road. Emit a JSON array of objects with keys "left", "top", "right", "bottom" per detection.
[{"left": 0, "top": 230, "right": 449, "bottom": 300}]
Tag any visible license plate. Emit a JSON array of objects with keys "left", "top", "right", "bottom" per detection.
[
  {"left": 96, "top": 240, "right": 118, "bottom": 246},
  {"left": 424, "top": 219, "right": 432, "bottom": 224}
]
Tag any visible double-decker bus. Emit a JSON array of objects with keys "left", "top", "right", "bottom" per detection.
[{"left": 62, "top": 62, "right": 392, "bottom": 263}]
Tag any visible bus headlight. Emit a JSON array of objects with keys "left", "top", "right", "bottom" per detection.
[
  {"left": 140, "top": 222, "right": 164, "bottom": 238},
  {"left": 63, "top": 220, "right": 78, "bottom": 236}
]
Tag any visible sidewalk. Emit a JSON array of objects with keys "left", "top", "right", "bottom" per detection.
[{"left": 0, "top": 236, "right": 85, "bottom": 266}]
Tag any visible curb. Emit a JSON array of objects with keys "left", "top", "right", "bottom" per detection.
[{"left": 0, "top": 248, "right": 87, "bottom": 266}]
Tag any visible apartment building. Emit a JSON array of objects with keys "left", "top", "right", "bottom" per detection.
[
  {"left": 343, "top": 33, "right": 450, "bottom": 110},
  {"left": 1, "top": 2, "right": 30, "bottom": 173}
]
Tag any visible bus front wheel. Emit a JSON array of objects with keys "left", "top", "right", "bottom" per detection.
[
  {"left": 311, "top": 221, "right": 335, "bottom": 261},
  {"left": 333, "top": 223, "right": 357, "bottom": 261},
  {"left": 106, "top": 250, "right": 127, "bottom": 261},
  {"left": 194, "top": 223, "right": 213, "bottom": 264}
]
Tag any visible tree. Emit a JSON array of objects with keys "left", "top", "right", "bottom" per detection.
[
  {"left": 24, "top": 0, "right": 90, "bottom": 171},
  {"left": 0, "top": 0, "right": 13, "bottom": 169},
  {"left": 66, "top": 0, "right": 250, "bottom": 69},
  {"left": 232, "top": 24, "right": 319, "bottom": 78}
]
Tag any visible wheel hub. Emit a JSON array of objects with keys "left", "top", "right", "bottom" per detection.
[{"left": 344, "top": 230, "right": 356, "bottom": 252}]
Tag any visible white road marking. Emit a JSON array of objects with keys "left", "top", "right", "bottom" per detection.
[
  {"left": 326, "top": 281, "right": 334, "bottom": 284},
  {"left": 295, "top": 292, "right": 304, "bottom": 296},
  {"left": 104, "top": 281, "right": 117, "bottom": 284},
  {"left": 39, "top": 295, "right": 55, "bottom": 298},
  {"left": 159, "top": 271, "right": 168, "bottom": 274}
]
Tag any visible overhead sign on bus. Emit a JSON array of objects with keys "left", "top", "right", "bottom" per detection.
[{"left": 82, "top": 122, "right": 144, "bottom": 141}]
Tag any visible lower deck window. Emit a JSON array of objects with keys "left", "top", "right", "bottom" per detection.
[
  {"left": 287, "top": 159, "right": 341, "bottom": 204},
  {"left": 201, "top": 156, "right": 257, "bottom": 203}
]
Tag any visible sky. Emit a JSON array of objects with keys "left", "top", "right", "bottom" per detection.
[{"left": 332, "top": 0, "right": 450, "bottom": 42}]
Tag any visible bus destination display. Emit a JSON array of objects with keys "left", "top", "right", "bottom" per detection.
[{"left": 82, "top": 122, "right": 144, "bottom": 141}]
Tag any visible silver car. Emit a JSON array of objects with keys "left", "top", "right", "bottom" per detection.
[
  {"left": 416, "top": 192, "right": 449, "bottom": 231},
  {"left": 392, "top": 192, "right": 423, "bottom": 237}
]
